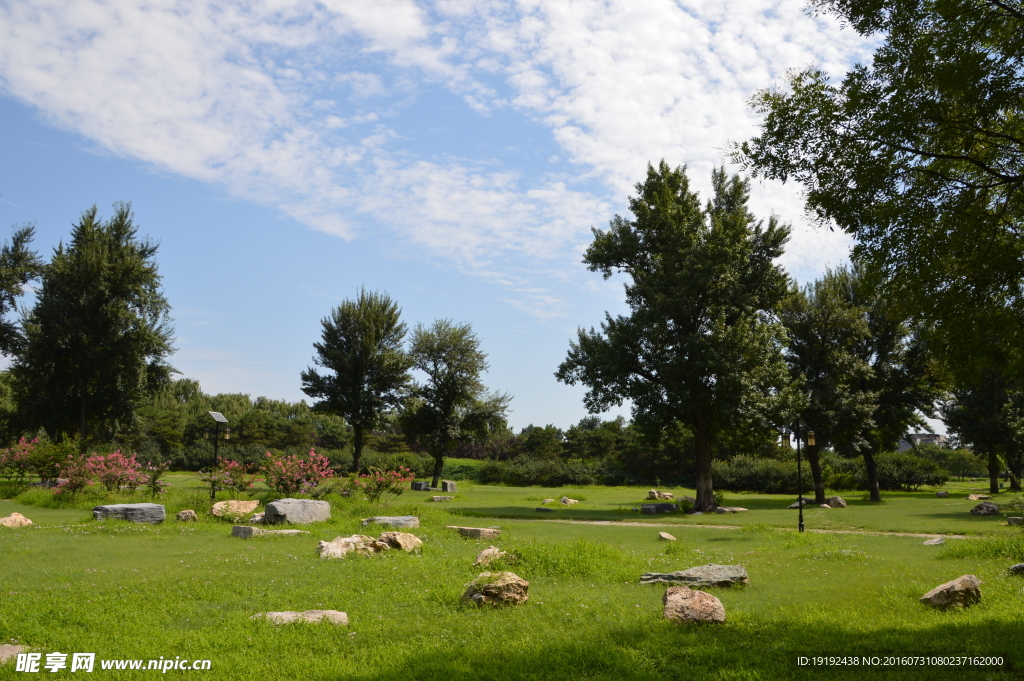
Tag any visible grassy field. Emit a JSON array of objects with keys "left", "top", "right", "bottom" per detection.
[{"left": 1, "top": 475, "right": 1022, "bottom": 680}]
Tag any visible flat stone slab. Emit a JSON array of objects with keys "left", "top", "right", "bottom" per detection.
[
  {"left": 361, "top": 515, "right": 420, "bottom": 529},
  {"left": 93, "top": 503, "right": 165, "bottom": 524},
  {"left": 447, "top": 526, "right": 500, "bottom": 539},
  {"left": 431, "top": 496, "right": 453, "bottom": 502},
  {"left": 658, "top": 532, "right": 677, "bottom": 541},
  {"left": 641, "top": 564, "right": 749, "bottom": 587},
  {"left": 264, "top": 499, "right": 330, "bottom": 524},
  {"left": 253, "top": 610, "right": 348, "bottom": 625},
  {"left": 536, "top": 507, "right": 554, "bottom": 513},
  {"left": 231, "top": 525, "right": 310, "bottom": 539},
  {"left": 0, "top": 644, "right": 29, "bottom": 664},
  {"left": 641, "top": 503, "right": 678, "bottom": 514},
  {"left": 715, "top": 507, "right": 748, "bottom": 513},
  {"left": 922, "top": 537, "right": 945, "bottom": 545}
]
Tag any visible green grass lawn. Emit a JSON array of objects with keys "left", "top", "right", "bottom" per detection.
[{"left": 1, "top": 476, "right": 1022, "bottom": 680}]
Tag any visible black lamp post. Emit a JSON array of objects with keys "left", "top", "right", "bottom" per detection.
[
  {"left": 783, "top": 418, "right": 815, "bottom": 532},
  {"left": 208, "top": 411, "right": 229, "bottom": 501}
]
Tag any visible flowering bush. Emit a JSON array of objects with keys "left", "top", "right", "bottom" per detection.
[
  {"left": 197, "top": 460, "right": 255, "bottom": 497},
  {"left": 85, "top": 451, "right": 145, "bottom": 492},
  {"left": 53, "top": 455, "right": 93, "bottom": 497},
  {"left": 261, "top": 449, "right": 335, "bottom": 496},
  {"left": 141, "top": 461, "right": 171, "bottom": 497},
  {"left": 0, "top": 437, "right": 37, "bottom": 484},
  {"left": 354, "top": 467, "right": 414, "bottom": 507}
]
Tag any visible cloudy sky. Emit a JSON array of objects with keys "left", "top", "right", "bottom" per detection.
[{"left": 0, "top": 0, "right": 878, "bottom": 430}]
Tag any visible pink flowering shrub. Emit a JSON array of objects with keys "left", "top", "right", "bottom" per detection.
[
  {"left": 142, "top": 461, "right": 172, "bottom": 497},
  {"left": 85, "top": 450, "right": 145, "bottom": 492},
  {"left": 53, "top": 455, "right": 93, "bottom": 497},
  {"left": 0, "top": 437, "right": 37, "bottom": 484},
  {"left": 261, "top": 449, "right": 335, "bottom": 496},
  {"left": 354, "top": 466, "right": 414, "bottom": 507},
  {"left": 198, "top": 460, "right": 255, "bottom": 497}
]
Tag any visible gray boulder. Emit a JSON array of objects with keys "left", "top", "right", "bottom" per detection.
[
  {"left": 93, "top": 503, "right": 165, "bottom": 524},
  {"left": 826, "top": 496, "right": 847, "bottom": 508},
  {"left": 787, "top": 498, "right": 811, "bottom": 509},
  {"left": 640, "top": 564, "right": 748, "bottom": 587},
  {"left": 969, "top": 501, "right": 1000, "bottom": 516},
  {"left": 441, "top": 480, "right": 458, "bottom": 493},
  {"left": 411, "top": 481, "right": 431, "bottom": 491},
  {"left": 936, "top": 490, "right": 949, "bottom": 498},
  {"left": 1008, "top": 563, "right": 1024, "bottom": 575},
  {"left": 361, "top": 515, "right": 420, "bottom": 529},
  {"left": 264, "top": 499, "right": 330, "bottom": 524},
  {"left": 1007, "top": 517, "right": 1023, "bottom": 526},
  {"left": 920, "top": 574, "right": 981, "bottom": 609}
]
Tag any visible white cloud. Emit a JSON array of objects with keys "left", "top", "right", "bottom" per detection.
[{"left": 0, "top": 0, "right": 873, "bottom": 317}]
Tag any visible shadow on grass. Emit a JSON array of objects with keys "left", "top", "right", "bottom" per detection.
[{"left": 340, "top": 618, "right": 1020, "bottom": 681}]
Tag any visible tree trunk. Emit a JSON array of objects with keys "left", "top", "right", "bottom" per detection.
[
  {"left": 1009, "top": 447, "right": 1022, "bottom": 492},
  {"left": 862, "top": 450, "right": 882, "bottom": 502},
  {"left": 431, "top": 455, "right": 444, "bottom": 489},
  {"left": 988, "top": 450, "right": 1000, "bottom": 495},
  {"left": 351, "top": 425, "right": 364, "bottom": 474},
  {"left": 693, "top": 414, "right": 715, "bottom": 511},
  {"left": 806, "top": 444, "right": 825, "bottom": 505}
]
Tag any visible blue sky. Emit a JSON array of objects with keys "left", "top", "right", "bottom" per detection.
[{"left": 0, "top": 0, "right": 884, "bottom": 431}]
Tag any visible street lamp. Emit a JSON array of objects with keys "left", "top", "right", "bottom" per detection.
[
  {"left": 784, "top": 418, "right": 815, "bottom": 533},
  {"left": 208, "top": 411, "right": 229, "bottom": 501}
]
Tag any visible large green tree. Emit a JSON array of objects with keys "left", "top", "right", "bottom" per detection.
[
  {"left": 301, "top": 289, "right": 412, "bottom": 473},
  {"left": 0, "top": 224, "right": 43, "bottom": 357},
  {"left": 402, "top": 319, "right": 510, "bottom": 487},
  {"left": 11, "top": 204, "right": 174, "bottom": 443},
  {"left": 736, "top": 0, "right": 1024, "bottom": 381},
  {"left": 556, "top": 162, "right": 799, "bottom": 511},
  {"left": 780, "top": 266, "right": 877, "bottom": 504}
]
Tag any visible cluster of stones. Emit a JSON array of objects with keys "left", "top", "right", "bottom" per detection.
[
  {"left": 647, "top": 490, "right": 674, "bottom": 500},
  {"left": 318, "top": 531, "right": 423, "bottom": 558}
]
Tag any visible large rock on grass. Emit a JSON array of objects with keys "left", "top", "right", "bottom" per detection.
[
  {"left": 969, "top": 501, "right": 1000, "bottom": 516},
  {"left": 935, "top": 490, "right": 949, "bottom": 498},
  {"left": 641, "top": 503, "right": 678, "bottom": 514},
  {"left": 462, "top": 572, "right": 529, "bottom": 605},
  {"left": 0, "top": 512, "right": 32, "bottom": 528},
  {"left": 93, "top": 503, "right": 165, "bottom": 524},
  {"left": 253, "top": 610, "right": 348, "bottom": 625},
  {"left": 176, "top": 510, "right": 198, "bottom": 522},
  {"left": 641, "top": 564, "right": 748, "bottom": 587},
  {"left": 560, "top": 497, "right": 579, "bottom": 505},
  {"left": 920, "top": 575, "right": 981, "bottom": 609},
  {"left": 378, "top": 531, "right": 422, "bottom": 552},
  {"left": 361, "top": 516, "right": 419, "bottom": 529},
  {"left": 826, "top": 496, "right": 847, "bottom": 508},
  {"left": 663, "top": 585, "right": 725, "bottom": 623},
  {"left": 264, "top": 499, "right": 330, "bottom": 524},
  {"left": 967, "top": 494, "right": 991, "bottom": 501},
  {"left": 211, "top": 499, "right": 259, "bottom": 519},
  {"left": 317, "top": 534, "right": 390, "bottom": 558},
  {"left": 647, "top": 490, "right": 674, "bottom": 500},
  {"left": 1009, "top": 563, "right": 1024, "bottom": 575}
]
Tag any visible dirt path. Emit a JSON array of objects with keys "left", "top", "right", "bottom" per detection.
[{"left": 511, "top": 517, "right": 968, "bottom": 539}]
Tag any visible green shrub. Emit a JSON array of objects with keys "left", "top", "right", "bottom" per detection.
[
  {"left": 713, "top": 456, "right": 800, "bottom": 494},
  {"left": 872, "top": 452, "right": 948, "bottom": 491}
]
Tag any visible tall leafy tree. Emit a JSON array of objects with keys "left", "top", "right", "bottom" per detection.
[
  {"left": 0, "top": 224, "right": 44, "bottom": 356},
  {"left": 556, "top": 162, "right": 798, "bottom": 511},
  {"left": 735, "top": 0, "right": 1024, "bottom": 381},
  {"left": 301, "top": 289, "right": 412, "bottom": 473},
  {"left": 780, "top": 266, "right": 876, "bottom": 504},
  {"left": 12, "top": 203, "right": 174, "bottom": 443},
  {"left": 403, "top": 319, "right": 510, "bottom": 487},
  {"left": 942, "top": 370, "right": 1024, "bottom": 493}
]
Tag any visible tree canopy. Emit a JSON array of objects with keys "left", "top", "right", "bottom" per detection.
[
  {"left": 11, "top": 204, "right": 174, "bottom": 443},
  {"left": 556, "top": 162, "right": 798, "bottom": 511},
  {"left": 301, "top": 289, "right": 412, "bottom": 473},
  {"left": 736, "top": 0, "right": 1024, "bottom": 381},
  {"left": 0, "top": 225, "right": 43, "bottom": 356}
]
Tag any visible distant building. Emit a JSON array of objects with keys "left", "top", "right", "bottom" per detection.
[{"left": 898, "top": 433, "right": 947, "bottom": 451}]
